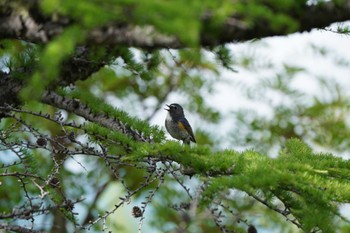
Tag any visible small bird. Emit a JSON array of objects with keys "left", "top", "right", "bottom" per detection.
[{"left": 165, "top": 103, "right": 196, "bottom": 145}]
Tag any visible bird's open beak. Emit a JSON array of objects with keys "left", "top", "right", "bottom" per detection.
[{"left": 164, "top": 104, "right": 170, "bottom": 111}]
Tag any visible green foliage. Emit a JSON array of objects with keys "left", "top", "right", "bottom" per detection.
[
  {"left": 59, "top": 87, "right": 165, "bottom": 142},
  {"left": 235, "top": 1, "right": 299, "bottom": 33},
  {"left": 20, "top": 26, "right": 85, "bottom": 100},
  {"left": 105, "top": 137, "right": 350, "bottom": 231},
  {"left": 1, "top": 1, "right": 350, "bottom": 232},
  {"left": 84, "top": 122, "right": 137, "bottom": 152},
  {"left": 41, "top": 0, "right": 123, "bottom": 27},
  {"left": 335, "top": 24, "right": 350, "bottom": 34},
  {"left": 231, "top": 63, "right": 350, "bottom": 154},
  {"left": 196, "top": 139, "right": 350, "bottom": 232},
  {"left": 214, "top": 45, "right": 237, "bottom": 72},
  {"left": 39, "top": 0, "right": 236, "bottom": 45},
  {"left": 1, "top": 41, "right": 38, "bottom": 78},
  {"left": 132, "top": 1, "right": 202, "bottom": 45}
]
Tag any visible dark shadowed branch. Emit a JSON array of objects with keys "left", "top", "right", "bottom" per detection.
[{"left": 1, "top": 1, "right": 350, "bottom": 48}]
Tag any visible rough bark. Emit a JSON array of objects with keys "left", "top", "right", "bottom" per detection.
[{"left": 0, "top": 1, "right": 349, "bottom": 48}]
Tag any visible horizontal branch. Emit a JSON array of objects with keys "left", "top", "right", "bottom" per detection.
[
  {"left": 214, "top": 1, "right": 350, "bottom": 44},
  {"left": 41, "top": 91, "right": 151, "bottom": 142},
  {"left": 0, "top": 74, "right": 151, "bottom": 142},
  {"left": 0, "top": 223, "right": 44, "bottom": 233},
  {"left": 0, "top": 1, "right": 350, "bottom": 48}
]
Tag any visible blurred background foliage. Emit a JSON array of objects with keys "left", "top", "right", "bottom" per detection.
[
  {"left": 228, "top": 41, "right": 350, "bottom": 156},
  {"left": 1, "top": 0, "right": 350, "bottom": 232}
]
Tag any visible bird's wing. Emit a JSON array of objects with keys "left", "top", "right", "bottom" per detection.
[{"left": 178, "top": 118, "right": 196, "bottom": 143}]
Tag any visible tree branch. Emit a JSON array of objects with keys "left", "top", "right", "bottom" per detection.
[
  {"left": 0, "top": 74, "right": 151, "bottom": 142},
  {"left": 0, "top": 45, "right": 106, "bottom": 109},
  {"left": 0, "top": 72, "right": 22, "bottom": 108},
  {"left": 212, "top": 1, "right": 350, "bottom": 44},
  {"left": 41, "top": 91, "right": 151, "bottom": 142},
  {"left": 1, "top": 1, "right": 350, "bottom": 48},
  {"left": 0, "top": 223, "right": 45, "bottom": 233}
]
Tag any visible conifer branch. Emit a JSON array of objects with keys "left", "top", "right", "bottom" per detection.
[
  {"left": 2, "top": 2, "right": 350, "bottom": 231},
  {"left": 0, "top": 46, "right": 106, "bottom": 107},
  {"left": 40, "top": 91, "right": 151, "bottom": 142},
  {"left": 2, "top": 105, "right": 350, "bottom": 231},
  {"left": 1, "top": 1, "right": 350, "bottom": 48},
  {"left": 250, "top": 194, "right": 302, "bottom": 229},
  {"left": 0, "top": 72, "right": 22, "bottom": 107},
  {"left": 0, "top": 223, "right": 44, "bottom": 233}
]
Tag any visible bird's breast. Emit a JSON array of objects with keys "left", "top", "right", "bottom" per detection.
[{"left": 166, "top": 113, "right": 172, "bottom": 122}]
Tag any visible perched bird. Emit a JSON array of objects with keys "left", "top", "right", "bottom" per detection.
[{"left": 165, "top": 103, "right": 196, "bottom": 145}]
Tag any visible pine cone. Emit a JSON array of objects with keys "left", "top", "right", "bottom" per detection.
[
  {"left": 67, "top": 131, "right": 75, "bottom": 141},
  {"left": 49, "top": 177, "right": 60, "bottom": 187},
  {"left": 132, "top": 206, "right": 142, "bottom": 218},
  {"left": 248, "top": 225, "right": 257, "bottom": 233},
  {"left": 36, "top": 137, "right": 47, "bottom": 147}
]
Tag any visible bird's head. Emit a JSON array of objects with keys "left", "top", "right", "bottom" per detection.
[{"left": 165, "top": 103, "right": 184, "bottom": 119}]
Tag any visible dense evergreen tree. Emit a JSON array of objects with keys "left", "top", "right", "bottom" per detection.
[{"left": 1, "top": 1, "right": 350, "bottom": 232}]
